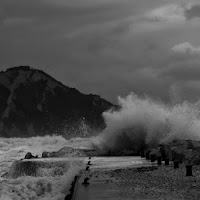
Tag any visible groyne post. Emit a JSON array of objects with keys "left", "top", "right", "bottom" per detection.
[
  {"left": 82, "top": 177, "right": 90, "bottom": 185},
  {"left": 157, "top": 156, "right": 162, "bottom": 165},
  {"left": 85, "top": 166, "right": 90, "bottom": 171},
  {"left": 145, "top": 152, "right": 150, "bottom": 160},
  {"left": 173, "top": 161, "right": 179, "bottom": 169},
  {"left": 87, "top": 161, "right": 91, "bottom": 166},
  {"left": 150, "top": 154, "right": 156, "bottom": 162},
  {"left": 140, "top": 151, "right": 145, "bottom": 158},
  {"left": 186, "top": 165, "right": 193, "bottom": 176},
  {"left": 165, "top": 159, "right": 169, "bottom": 166}
]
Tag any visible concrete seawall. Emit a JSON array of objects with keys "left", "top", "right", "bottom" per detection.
[{"left": 72, "top": 157, "right": 157, "bottom": 200}]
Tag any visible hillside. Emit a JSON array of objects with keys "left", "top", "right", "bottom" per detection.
[{"left": 0, "top": 66, "right": 115, "bottom": 137}]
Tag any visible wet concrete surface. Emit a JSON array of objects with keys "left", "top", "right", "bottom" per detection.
[
  {"left": 89, "top": 156, "right": 157, "bottom": 169},
  {"left": 73, "top": 157, "right": 157, "bottom": 200}
]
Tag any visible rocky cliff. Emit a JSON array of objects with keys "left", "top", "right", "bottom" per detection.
[{"left": 0, "top": 66, "right": 115, "bottom": 137}]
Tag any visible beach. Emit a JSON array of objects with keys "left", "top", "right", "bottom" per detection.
[
  {"left": 105, "top": 164, "right": 200, "bottom": 200},
  {"left": 75, "top": 162, "right": 200, "bottom": 200}
]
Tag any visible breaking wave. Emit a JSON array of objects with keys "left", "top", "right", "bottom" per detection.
[
  {"left": 0, "top": 136, "right": 91, "bottom": 200},
  {"left": 96, "top": 93, "right": 200, "bottom": 154},
  {"left": 0, "top": 162, "right": 82, "bottom": 200}
]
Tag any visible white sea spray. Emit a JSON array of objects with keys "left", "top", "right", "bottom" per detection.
[{"left": 97, "top": 93, "right": 200, "bottom": 153}]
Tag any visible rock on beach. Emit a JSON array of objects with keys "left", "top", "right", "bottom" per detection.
[{"left": 108, "top": 164, "right": 200, "bottom": 199}]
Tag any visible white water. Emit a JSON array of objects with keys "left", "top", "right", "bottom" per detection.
[
  {"left": 2, "top": 91, "right": 200, "bottom": 199},
  {"left": 0, "top": 136, "right": 92, "bottom": 200},
  {"left": 88, "top": 156, "right": 156, "bottom": 169},
  {"left": 96, "top": 93, "right": 200, "bottom": 153}
]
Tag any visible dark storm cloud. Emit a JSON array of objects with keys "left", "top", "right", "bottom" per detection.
[
  {"left": 154, "top": 44, "right": 200, "bottom": 101},
  {"left": 0, "top": 0, "right": 135, "bottom": 28},
  {"left": 0, "top": 0, "right": 134, "bottom": 62},
  {"left": 0, "top": 0, "right": 141, "bottom": 102},
  {"left": 0, "top": 0, "right": 137, "bottom": 53},
  {"left": 160, "top": 42, "right": 200, "bottom": 82},
  {"left": 1, "top": 0, "right": 200, "bottom": 103},
  {"left": 160, "top": 57, "right": 200, "bottom": 81},
  {"left": 185, "top": 4, "right": 200, "bottom": 20}
]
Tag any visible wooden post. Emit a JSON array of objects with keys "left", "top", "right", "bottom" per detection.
[
  {"left": 165, "top": 159, "right": 169, "bottom": 165},
  {"left": 157, "top": 156, "right": 162, "bottom": 165},
  {"left": 87, "top": 161, "right": 91, "bottom": 165},
  {"left": 151, "top": 154, "right": 156, "bottom": 162},
  {"left": 160, "top": 145, "right": 166, "bottom": 161},
  {"left": 174, "top": 161, "right": 179, "bottom": 169},
  {"left": 186, "top": 165, "right": 193, "bottom": 176},
  {"left": 146, "top": 152, "right": 150, "bottom": 160},
  {"left": 85, "top": 166, "right": 90, "bottom": 171},
  {"left": 82, "top": 178, "right": 90, "bottom": 185}
]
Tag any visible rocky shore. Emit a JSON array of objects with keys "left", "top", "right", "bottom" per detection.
[
  {"left": 108, "top": 163, "right": 200, "bottom": 200},
  {"left": 83, "top": 163, "right": 200, "bottom": 200},
  {"left": 3, "top": 139, "right": 200, "bottom": 199},
  {"left": 144, "top": 140, "right": 200, "bottom": 165}
]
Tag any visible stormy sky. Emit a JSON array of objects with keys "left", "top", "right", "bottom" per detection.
[{"left": 1, "top": 0, "right": 200, "bottom": 103}]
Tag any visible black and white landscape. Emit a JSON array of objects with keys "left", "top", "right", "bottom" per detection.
[
  {"left": 1, "top": 0, "right": 200, "bottom": 200},
  {"left": 0, "top": 66, "right": 115, "bottom": 137}
]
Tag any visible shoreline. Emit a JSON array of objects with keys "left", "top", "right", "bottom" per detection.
[
  {"left": 106, "top": 163, "right": 200, "bottom": 200},
  {"left": 74, "top": 162, "right": 200, "bottom": 200}
]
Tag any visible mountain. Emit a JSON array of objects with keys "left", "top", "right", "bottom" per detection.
[{"left": 0, "top": 66, "right": 116, "bottom": 137}]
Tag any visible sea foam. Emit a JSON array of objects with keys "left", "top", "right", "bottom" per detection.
[{"left": 97, "top": 93, "right": 200, "bottom": 153}]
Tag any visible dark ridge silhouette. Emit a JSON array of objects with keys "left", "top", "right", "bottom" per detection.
[{"left": 0, "top": 66, "right": 116, "bottom": 137}]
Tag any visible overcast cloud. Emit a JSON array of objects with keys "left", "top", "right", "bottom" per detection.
[{"left": 1, "top": 0, "right": 200, "bottom": 103}]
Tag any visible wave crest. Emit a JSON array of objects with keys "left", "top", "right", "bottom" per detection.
[{"left": 97, "top": 93, "right": 200, "bottom": 154}]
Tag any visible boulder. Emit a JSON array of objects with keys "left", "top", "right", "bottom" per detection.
[
  {"left": 162, "top": 140, "right": 200, "bottom": 164},
  {"left": 42, "top": 151, "right": 50, "bottom": 158},
  {"left": 24, "top": 152, "right": 38, "bottom": 159}
]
